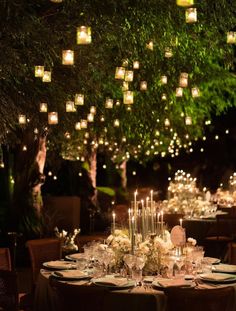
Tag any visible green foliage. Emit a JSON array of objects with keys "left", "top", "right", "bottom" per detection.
[{"left": 97, "top": 186, "right": 116, "bottom": 197}]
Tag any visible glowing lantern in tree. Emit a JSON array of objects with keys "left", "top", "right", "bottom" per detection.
[
  {"left": 62, "top": 50, "right": 74, "bottom": 65},
  {"left": 164, "top": 47, "right": 173, "bottom": 58},
  {"left": 125, "top": 70, "right": 134, "bottom": 82},
  {"left": 185, "top": 116, "right": 192, "bottom": 125},
  {"left": 75, "top": 122, "right": 81, "bottom": 130},
  {"left": 77, "top": 26, "right": 91, "bottom": 44},
  {"left": 227, "top": 32, "right": 236, "bottom": 44},
  {"left": 42, "top": 71, "right": 51, "bottom": 82},
  {"left": 122, "top": 81, "right": 129, "bottom": 91},
  {"left": 146, "top": 41, "right": 154, "bottom": 50},
  {"left": 90, "top": 106, "right": 96, "bottom": 114},
  {"left": 191, "top": 87, "right": 200, "bottom": 98},
  {"left": 18, "top": 115, "right": 26, "bottom": 124},
  {"left": 123, "top": 91, "right": 134, "bottom": 104},
  {"left": 140, "top": 81, "right": 147, "bottom": 91},
  {"left": 105, "top": 98, "right": 113, "bottom": 109},
  {"left": 87, "top": 113, "right": 94, "bottom": 122},
  {"left": 186, "top": 8, "right": 197, "bottom": 23},
  {"left": 164, "top": 118, "right": 170, "bottom": 127},
  {"left": 35, "top": 66, "right": 44, "bottom": 77},
  {"left": 179, "top": 72, "right": 188, "bottom": 87},
  {"left": 81, "top": 119, "right": 87, "bottom": 129},
  {"left": 176, "top": 87, "right": 183, "bottom": 97},
  {"left": 75, "top": 94, "right": 84, "bottom": 105},
  {"left": 133, "top": 61, "right": 140, "bottom": 69},
  {"left": 161, "top": 93, "right": 167, "bottom": 101},
  {"left": 66, "top": 101, "right": 76, "bottom": 112},
  {"left": 160, "top": 75, "right": 168, "bottom": 84},
  {"left": 40, "top": 103, "right": 48, "bottom": 112},
  {"left": 122, "top": 59, "right": 129, "bottom": 67},
  {"left": 114, "top": 119, "right": 120, "bottom": 127},
  {"left": 115, "top": 67, "right": 125, "bottom": 79},
  {"left": 48, "top": 112, "right": 58, "bottom": 125},
  {"left": 176, "top": 0, "right": 194, "bottom": 7}
]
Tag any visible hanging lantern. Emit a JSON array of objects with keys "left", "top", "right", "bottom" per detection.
[
  {"left": 115, "top": 100, "right": 121, "bottom": 106},
  {"left": 227, "top": 32, "right": 236, "bottom": 44},
  {"left": 115, "top": 67, "right": 125, "bottom": 79},
  {"left": 161, "top": 93, "right": 167, "bottom": 101},
  {"left": 87, "top": 113, "right": 94, "bottom": 122},
  {"left": 105, "top": 98, "right": 113, "bottom": 109},
  {"left": 125, "top": 70, "right": 134, "bottom": 82},
  {"left": 65, "top": 132, "right": 71, "bottom": 139},
  {"left": 77, "top": 26, "right": 92, "bottom": 44},
  {"left": 140, "top": 81, "right": 147, "bottom": 91},
  {"left": 186, "top": 8, "right": 197, "bottom": 23},
  {"left": 35, "top": 66, "right": 44, "bottom": 77},
  {"left": 176, "top": 87, "right": 183, "bottom": 97},
  {"left": 62, "top": 50, "right": 74, "bottom": 65},
  {"left": 40, "top": 103, "right": 48, "bottom": 112},
  {"left": 146, "top": 41, "right": 154, "bottom": 50},
  {"left": 42, "top": 71, "right": 51, "bottom": 82},
  {"left": 18, "top": 114, "right": 26, "bottom": 125},
  {"left": 75, "top": 122, "right": 81, "bottom": 130},
  {"left": 48, "top": 112, "right": 58, "bottom": 125},
  {"left": 114, "top": 119, "right": 120, "bottom": 127},
  {"left": 66, "top": 101, "right": 76, "bottom": 112},
  {"left": 81, "top": 119, "right": 87, "bottom": 129},
  {"left": 185, "top": 116, "right": 192, "bottom": 125},
  {"left": 164, "top": 47, "right": 173, "bottom": 58},
  {"left": 133, "top": 61, "right": 140, "bottom": 69},
  {"left": 90, "top": 106, "right": 96, "bottom": 114},
  {"left": 122, "top": 81, "right": 129, "bottom": 91},
  {"left": 100, "top": 116, "right": 105, "bottom": 122},
  {"left": 191, "top": 87, "right": 200, "bottom": 98},
  {"left": 160, "top": 75, "right": 168, "bottom": 84},
  {"left": 75, "top": 94, "right": 84, "bottom": 105},
  {"left": 179, "top": 72, "right": 188, "bottom": 87},
  {"left": 176, "top": 0, "right": 194, "bottom": 7},
  {"left": 164, "top": 118, "right": 170, "bottom": 127},
  {"left": 122, "top": 59, "right": 129, "bottom": 67},
  {"left": 123, "top": 91, "right": 134, "bottom": 104}
]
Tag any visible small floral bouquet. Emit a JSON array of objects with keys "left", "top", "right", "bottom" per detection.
[{"left": 54, "top": 227, "right": 80, "bottom": 253}]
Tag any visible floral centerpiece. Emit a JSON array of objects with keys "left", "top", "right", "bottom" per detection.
[
  {"left": 54, "top": 227, "right": 80, "bottom": 253},
  {"left": 106, "top": 229, "right": 174, "bottom": 275}
]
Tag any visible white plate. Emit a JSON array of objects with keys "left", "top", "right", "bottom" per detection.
[
  {"left": 199, "top": 273, "right": 236, "bottom": 283},
  {"left": 91, "top": 277, "right": 135, "bottom": 289},
  {"left": 66, "top": 253, "right": 86, "bottom": 261},
  {"left": 43, "top": 260, "right": 77, "bottom": 270},
  {"left": 212, "top": 264, "right": 236, "bottom": 274},
  {"left": 52, "top": 270, "right": 89, "bottom": 280},
  {"left": 203, "top": 257, "right": 220, "bottom": 265},
  {"left": 152, "top": 278, "right": 195, "bottom": 289}
]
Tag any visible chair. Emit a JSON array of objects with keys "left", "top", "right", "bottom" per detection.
[
  {"left": 0, "top": 248, "right": 12, "bottom": 270},
  {"left": 228, "top": 242, "right": 236, "bottom": 264},
  {"left": 26, "top": 238, "right": 61, "bottom": 287},
  {"left": 165, "top": 286, "right": 235, "bottom": 311},
  {"left": 0, "top": 270, "right": 18, "bottom": 311},
  {"left": 49, "top": 277, "right": 108, "bottom": 311}
]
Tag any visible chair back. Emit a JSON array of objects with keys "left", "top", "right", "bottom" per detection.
[
  {"left": 166, "top": 286, "right": 235, "bottom": 311},
  {"left": 26, "top": 238, "right": 61, "bottom": 285},
  {"left": 0, "top": 270, "right": 18, "bottom": 311},
  {"left": 0, "top": 248, "right": 12, "bottom": 270}
]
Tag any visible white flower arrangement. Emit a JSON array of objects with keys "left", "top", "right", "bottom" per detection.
[{"left": 54, "top": 227, "right": 80, "bottom": 252}]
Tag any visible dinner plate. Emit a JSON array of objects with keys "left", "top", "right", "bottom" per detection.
[
  {"left": 51, "top": 270, "right": 90, "bottom": 280},
  {"left": 152, "top": 278, "right": 195, "bottom": 289},
  {"left": 199, "top": 273, "right": 236, "bottom": 283},
  {"left": 91, "top": 277, "right": 135, "bottom": 289},
  {"left": 65, "top": 253, "right": 86, "bottom": 261},
  {"left": 43, "top": 260, "right": 77, "bottom": 270},
  {"left": 212, "top": 264, "right": 236, "bottom": 274},
  {"left": 202, "top": 257, "right": 220, "bottom": 265}
]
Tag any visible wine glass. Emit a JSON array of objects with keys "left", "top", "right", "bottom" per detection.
[{"left": 123, "top": 254, "right": 135, "bottom": 278}]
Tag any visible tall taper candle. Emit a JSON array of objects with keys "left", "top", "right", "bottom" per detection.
[
  {"left": 112, "top": 212, "right": 116, "bottom": 233},
  {"left": 131, "top": 216, "right": 135, "bottom": 254},
  {"left": 128, "top": 208, "right": 132, "bottom": 239},
  {"left": 141, "top": 200, "right": 145, "bottom": 241}
]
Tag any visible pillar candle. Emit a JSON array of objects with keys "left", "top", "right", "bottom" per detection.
[{"left": 112, "top": 212, "right": 116, "bottom": 233}]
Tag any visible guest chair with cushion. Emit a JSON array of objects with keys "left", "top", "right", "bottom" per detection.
[
  {"left": 0, "top": 248, "right": 12, "bottom": 270},
  {"left": 26, "top": 238, "right": 61, "bottom": 287},
  {"left": 0, "top": 270, "right": 18, "bottom": 311},
  {"left": 165, "top": 286, "right": 235, "bottom": 311}
]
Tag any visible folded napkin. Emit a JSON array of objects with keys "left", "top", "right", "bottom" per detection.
[
  {"left": 155, "top": 278, "right": 193, "bottom": 288},
  {"left": 94, "top": 277, "right": 128, "bottom": 287},
  {"left": 200, "top": 273, "right": 236, "bottom": 281},
  {"left": 213, "top": 264, "right": 236, "bottom": 273},
  {"left": 45, "top": 260, "right": 75, "bottom": 268},
  {"left": 54, "top": 270, "right": 87, "bottom": 278}
]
